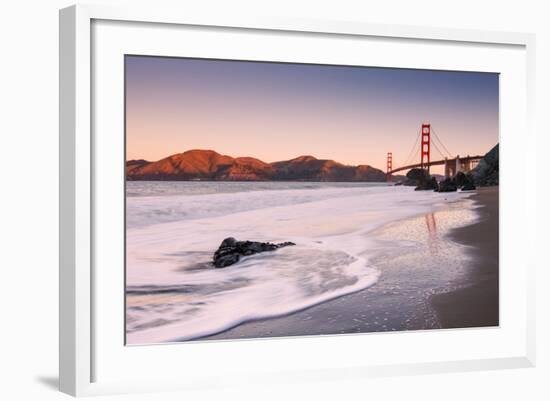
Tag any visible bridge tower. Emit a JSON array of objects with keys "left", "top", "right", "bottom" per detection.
[
  {"left": 386, "top": 152, "right": 393, "bottom": 182},
  {"left": 421, "top": 123, "right": 431, "bottom": 171}
]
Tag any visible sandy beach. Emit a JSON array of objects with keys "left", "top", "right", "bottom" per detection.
[
  {"left": 125, "top": 182, "right": 499, "bottom": 344},
  {"left": 191, "top": 187, "right": 499, "bottom": 342},
  {"left": 430, "top": 186, "right": 499, "bottom": 328}
]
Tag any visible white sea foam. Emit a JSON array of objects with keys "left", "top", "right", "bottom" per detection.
[{"left": 125, "top": 183, "right": 474, "bottom": 344}]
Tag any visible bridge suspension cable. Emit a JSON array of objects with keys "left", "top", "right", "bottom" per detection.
[
  {"left": 430, "top": 137, "right": 448, "bottom": 160},
  {"left": 387, "top": 123, "right": 457, "bottom": 176},
  {"left": 386, "top": 123, "right": 483, "bottom": 179},
  {"left": 401, "top": 128, "right": 421, "bottom": 168},
  {"left": 405, "top": 136, "right": 422, "bottom": 167},
  {"left": 431, "top": 126, "right": 453, "bottom": 158}
]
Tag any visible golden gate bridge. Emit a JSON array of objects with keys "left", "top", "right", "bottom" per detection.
[{"left": 386, "top": 123, "right": 484, "bottom": 182}]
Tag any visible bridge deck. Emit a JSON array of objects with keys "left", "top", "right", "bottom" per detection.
[{"left": 389, "top": 155, "right": 484, "bottom": 175}]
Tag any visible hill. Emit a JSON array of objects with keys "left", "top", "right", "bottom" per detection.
[{"left": 127, "top": 150, "right": 386, "bottom": 182}]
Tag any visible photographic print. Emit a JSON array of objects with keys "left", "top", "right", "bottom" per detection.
[{"left": 125, "top": 56, "right": 499, "bottom": 345}]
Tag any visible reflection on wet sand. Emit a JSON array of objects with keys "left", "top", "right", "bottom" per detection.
[
  {"left": 425, "top": 212, "right": 438, "bottom": 254},
  {"left": 200, "top": 199, "right": 480, "bottom": 340}
]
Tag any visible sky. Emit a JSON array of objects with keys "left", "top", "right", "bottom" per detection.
[{"left": 125, "top": 55, "right": 499, "bottom": 174}]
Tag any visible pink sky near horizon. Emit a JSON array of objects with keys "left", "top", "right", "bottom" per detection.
[{"left": 125, "top": 56, "right": 499, "bottom": 174}]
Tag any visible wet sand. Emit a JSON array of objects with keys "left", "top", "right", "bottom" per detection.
[
  {"left": 195, "top": 187, "right": 499, "bottom": 342},
  {"left": 429, "top": 187, "right": 499, "bottom": 328}
]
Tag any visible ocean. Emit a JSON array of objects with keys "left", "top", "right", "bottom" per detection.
[{"left": 125, "top": 181, "right": 477, "bottom": 344}]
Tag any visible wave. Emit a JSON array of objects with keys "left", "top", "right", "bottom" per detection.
[
  {"left": 126, "top": 183, "right": 388, "bottom": 229},
  {"left": 125, "top": 184, "right": 474, "bottom": 344},
  {"left": 127, "top": 242, "right": 380, "bottom": 343}
]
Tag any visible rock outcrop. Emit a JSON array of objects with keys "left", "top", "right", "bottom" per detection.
[
  {"left": 418, "top": 176, "right": 439, "bottom": 191},
  {"left": 437, "top": 177, "right": 458, "bottom": 192},
  {"left": 213, "top": 237, "right": 296, "bottom": 268},
  {"left": 468, "top": 144, "right": 499, "bottom": 186},
  {"left": 405, "top": 168, "right": 477, "bottom": 192},
  {"left": 455, "top": 171, "right": 476, "bottom": 191},
  {"left": 435, "top": 171, "right": 478, "bottom": 192},
  {"left": 461, "top": 180, "right": 476, "bottom": 191},
  {"left": 406, "top": 168, "right": 438, "bottom": 191}
]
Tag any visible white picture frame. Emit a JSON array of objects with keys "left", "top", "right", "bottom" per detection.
[{"left": 59, "top": 4, "right": 536, "bottom": 397}]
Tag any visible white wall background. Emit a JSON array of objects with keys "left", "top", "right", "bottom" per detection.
[{"left": 0, "top": 0, "right": 547, "bottom": 400}]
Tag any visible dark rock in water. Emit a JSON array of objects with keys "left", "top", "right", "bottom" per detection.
[
  {"left": 461, "top": 180, "right": 476, "bottom": 191},
  {"left": 455, "top": 171, "right": 476, "bottom": 191},
  {"left": 455, "top": 171, "right": 468, "bottom": 187},
  {"left": 406, "top": 168, "right": 429, "bottom": 182},
  {"left": 213, "top": 252, "right": 240, "bottom": 267},
  {"left": 406, "top": 168, "right": 437, "bottom": 191},
  {"left": 469, "top": 144, "right": 499, "bottom": 186},
  {"left": 437, "top": 177, "right": 458, "bottom": 192},
  {"left": 429, "top": 176, "right": 439, "bottom": 190},
  {"left": 415, "top": 176, "right": 438, "bottom": 191},
  {"left": 213, "top": 237, "right": 296, "bottom": 268}
]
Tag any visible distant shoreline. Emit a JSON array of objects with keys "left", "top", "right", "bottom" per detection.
[
  {"left": 126, "top": 179, "right": 393, "bottom": 183},
  {"left": 126, "top": 149, "right": 388, "bottom": 182}
]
